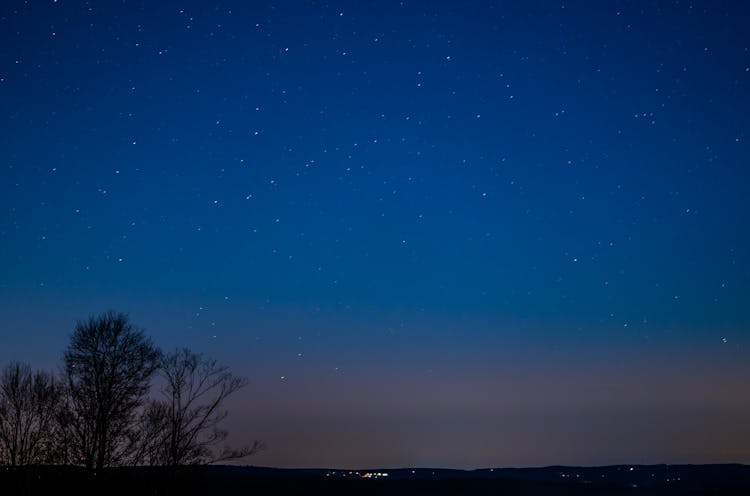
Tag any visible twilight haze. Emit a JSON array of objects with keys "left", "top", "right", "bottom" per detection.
[{"left": 1, "top": 1, "right": 749, "bottom": 469}]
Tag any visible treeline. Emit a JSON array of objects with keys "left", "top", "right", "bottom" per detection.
[{"left": 0, "top": 311, "right": 262, "bottom": 469}]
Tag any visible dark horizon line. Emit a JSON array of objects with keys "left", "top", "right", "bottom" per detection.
[
  {"left": 9, "top": 462, "right": 749, "bottom": 470},
  {"left": 200, "top": 462, "right": 750, "bottom": 471}
]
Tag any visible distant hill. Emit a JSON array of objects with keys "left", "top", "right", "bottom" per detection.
[{"left": 3, "top": 464, "right": 750, "bottom": 495}]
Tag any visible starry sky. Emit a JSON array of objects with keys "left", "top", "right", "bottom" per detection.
[{"left": 1, "top": 0, "right": 750, "bottom": 469}]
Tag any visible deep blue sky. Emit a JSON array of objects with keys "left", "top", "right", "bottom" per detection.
[{"left": 1, "top": 0, "right": 749, "bottom": 468}]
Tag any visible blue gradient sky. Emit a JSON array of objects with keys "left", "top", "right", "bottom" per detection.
[{"left": 1, "top": 0, "right": 749, "bottom": 468}]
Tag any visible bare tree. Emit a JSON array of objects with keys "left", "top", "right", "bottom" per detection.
[
  {"left": 62, "top": 311, "right": 161, "bottom": 470},
  {"left": 143, "top": 348, "right": 263, "bottom": 466},
  {"left": 0, "top": 362, "right": 62, "bottom": 466}
]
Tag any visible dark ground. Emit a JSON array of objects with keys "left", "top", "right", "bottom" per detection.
[{"left": 3, "top": 464, "right": 750, "bottom": 495}]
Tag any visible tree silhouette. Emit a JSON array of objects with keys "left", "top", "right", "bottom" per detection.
[
  {"left": 142, "top": 348, "right": 263, "bottom": 465},
  {"left": 0, "top": 362, "right": 62, "bottom": 466},
  {"left": 62, "top": 311, "right": 161, "bottom": 470}
]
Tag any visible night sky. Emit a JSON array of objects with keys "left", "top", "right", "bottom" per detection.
[{"left": 1, "top": 0, "right": 750, "bottom": 469}]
